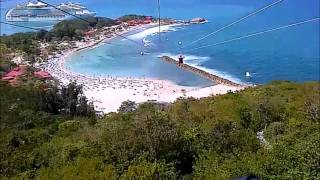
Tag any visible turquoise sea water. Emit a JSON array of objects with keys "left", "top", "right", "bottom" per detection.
[{"left": 1, "top": 0, "right": 319, "bottom": 86}]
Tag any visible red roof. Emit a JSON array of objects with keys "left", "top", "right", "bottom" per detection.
[
  {"left": 12, "top": 67, "right": 20, "bottom": 71},
  {"left": 2, "top": 67, "right": 24, "bottom": 80},
  {"left": 1, "top": 76, "right": 15, "bottom": 80},
  {"left": 1, "top": 67, "right": 26, "bottom": 86},
  {"left": 146, "top": 16, "right": 153, "bottom": 20},
  {"left": 84, "top": 29, "right": 97, "bottom": 36},
  {"left": 143, "top": 20, "right": 152, "bottom": 24},
  {"left": 34, "top": 71, "right": 51, "bottom": 79}
]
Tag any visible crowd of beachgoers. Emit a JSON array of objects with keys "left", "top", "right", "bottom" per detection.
[
  {"left": 42, "top": 47, "right": 193, "bottom": 96},
  {"left": 38, "top": 21, "right": 244, "bottom": 113}
]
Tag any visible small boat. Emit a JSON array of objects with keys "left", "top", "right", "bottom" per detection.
[
  {"left": 143, "top": 41, "right": 152, "bottom": 47},
  {"left": 245, "top": 72, "right": 251, "bottom": 78}
]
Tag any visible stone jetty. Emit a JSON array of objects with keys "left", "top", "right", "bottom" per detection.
[{"left": 161, "top": 56, "right": 242, "bottom": 87}]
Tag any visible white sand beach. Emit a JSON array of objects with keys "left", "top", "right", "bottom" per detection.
[{"left": 41, "top": 24, "right": 245, "bottom": 113}]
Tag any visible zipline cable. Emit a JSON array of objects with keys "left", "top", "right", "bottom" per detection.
[
  {"left": 115, "top": 16, "right": 320, "bottom": 56},
  {"left": 0, "top": 22, "right": 136, "bottom": 50},
  {"left": 183, "top": 17, "right": 320, "bottom": 53},
  {"left": 38, "top": 0, "right": 92, "bottom": 25},
  {"left": 181, "top": 0, "right": 284, "bottom": 49},
  {"left": 0, "top": 21, "right": 46, "bottom": 31},
  {"left": 57, "top": 17, "right": 319, "bottom": 56}
]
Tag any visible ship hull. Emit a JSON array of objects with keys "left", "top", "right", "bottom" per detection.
[
  {"left": 6, "top": 14, "right": 95, "bottom": 22},
  {"left": 5, "top": 2, "right": 96, "bottom": 23},
  {"left": 6, "top": 16, "right": 68, "bottom": 22}
]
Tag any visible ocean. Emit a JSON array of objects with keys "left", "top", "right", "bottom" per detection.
[{"left": 1, "top": 0, "right": 319, "bottom": 86}]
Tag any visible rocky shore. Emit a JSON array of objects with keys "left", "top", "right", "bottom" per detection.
[{"left": 161, "top": 56, "right": 243, "bottom": 87}]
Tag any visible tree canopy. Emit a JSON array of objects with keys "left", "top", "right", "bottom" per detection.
[
  {"left": 53, "top": 17, "right": 119, "bottom": 40},
  {"left": 0, "top": 81, "right": 319, "bottom": 179},
  {"left": 118, "top": 14, "right": 153, "bottom": 22}
]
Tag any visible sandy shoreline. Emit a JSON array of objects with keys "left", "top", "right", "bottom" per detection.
[{"left": 40, "top": 23, "right": 246, "bottom": 113}]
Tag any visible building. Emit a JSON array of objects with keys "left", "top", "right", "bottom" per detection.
[
  {"left": 34, "top": 71, "right": 51, "bottom": 79},
  {"left": 84, "top": 29, "right": 97, "bottom": 37}
]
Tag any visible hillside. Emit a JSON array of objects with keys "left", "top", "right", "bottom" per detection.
[
  {"left": 117, "top": 14, "right": 153, "bottom": 22},
  {"left": 0, "top": 81, "right": 319, "bottom": 179},
  {"left": 52, "top": 16, "right": 119, "bottom": 40}
]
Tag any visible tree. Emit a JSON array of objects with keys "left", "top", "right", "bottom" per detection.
[
  {"left": 36, "top": 30, "right": 48, "bottom": 40},
  {"left": 239, "top": 107, "right": 254, "bottom": 129},
  {"left": 40, "top": 84, "right": 63, "bottom": 114},
  {"left": 77, "top": 96, "right": 95, "bottom": 117},
  {"left": 122, "top": 161, "right": 176, "bottom": 179},
  {"left": 304, "top": 94, "right": 320, "bottom": 122},
  {"left": 1, "top": 81, "right": 319, "bottom": 179},
  {"left": 58, "top": 120, "right": 82, "bottom": 135},
  {"left": 61, "top": 82, "right": 84, "bottom": 116},
  {"left": 118, "top": 14, "right": 151, "bottom": 22},
  {"left": 118, "top": 100, "right": 137, "bottom": 113}
]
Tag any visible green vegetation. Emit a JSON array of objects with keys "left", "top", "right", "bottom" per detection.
[
  {"left": 1, "top": 81, "right": 319, "bottom": 179},
  {"left": 0, "top": 17, "right": 118, "bottom": 45},
  {"left": 118, "top": 14, "right": 153, "bottom": 22},
  {"left": 53, "top": 16, "right": 119, "bottom": 40},
  {"left": 0, "top": 16, "right": 119, "bottom": 70},
  {"left": 0, "top": 32, "right": 40, "bottom": 55},
  {"left": 0, "top": 15, "right": 135, "bottom": 68},
  {"left": 0, "top": 32, "right": 42, "bottom": 66},
  {"left": 0, "top": 44, "right": 15, "bottom": 76}
]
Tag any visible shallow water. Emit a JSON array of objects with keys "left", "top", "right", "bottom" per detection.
[{"left": 65, "top": 31, "right": 215, "bottom": 87}]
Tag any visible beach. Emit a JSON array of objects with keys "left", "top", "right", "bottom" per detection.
[{"left": 40, "top": 23, "right": 245, "bottom": 113}]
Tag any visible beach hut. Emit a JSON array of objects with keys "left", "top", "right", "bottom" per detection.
[
  {"left": 1, "top": 67, "right": 24, "bottom": 80},
  {"left": 146, "top": 16, "right": 153, "bottom": 21},
  {"left": 143, "top": 16, "right": 153, "bottom": 24},
  {"left": 1, "top": 76, "right": 15, "bottom": 81},
  {"left": 84, "top": 29, "right": 97, "bottom": 37},
  {"left": 34, "top": 71, "right": 51, "bottom": 79},
  {"left": 1, "top": 67, "right": 25, "bottom": 86},
  {"left": 127, "top": 20, "right": 138, "bottom": 26}
]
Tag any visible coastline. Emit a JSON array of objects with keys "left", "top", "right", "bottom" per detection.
[{"left": 40, "top": 23, "right": 246, "bottom": 113}]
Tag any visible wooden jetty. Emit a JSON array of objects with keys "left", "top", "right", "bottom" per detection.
[{"left": 161, "top": 56, "right": 242, "bottom": 87}]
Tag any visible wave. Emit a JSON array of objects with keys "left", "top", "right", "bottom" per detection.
[
  {"left": 157, "top": 52, "right": 244, "bottom": 84},
  {"left": 128, "top": 24, "right": 182, "bottom": 40}
]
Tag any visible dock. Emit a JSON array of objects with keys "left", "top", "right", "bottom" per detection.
[{"left": 161, "top": 56, "right": 241, "bottom": 87}]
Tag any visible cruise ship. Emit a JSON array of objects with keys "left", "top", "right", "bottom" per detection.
[{"left": 6, "top": 1, "right": 96, "bottom": 22}]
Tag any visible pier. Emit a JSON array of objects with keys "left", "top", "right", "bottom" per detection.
[{"left": 161, "top": 56, "right": 241, "bottom": 87}]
